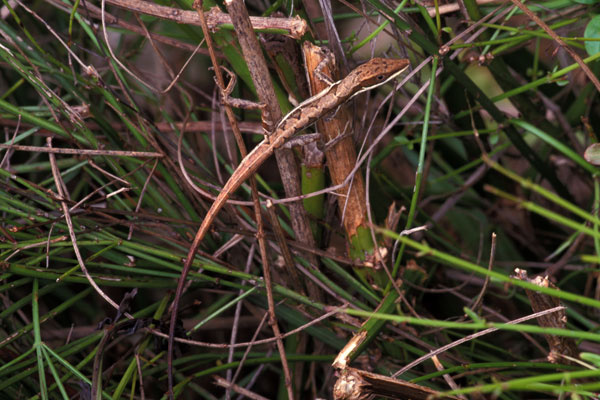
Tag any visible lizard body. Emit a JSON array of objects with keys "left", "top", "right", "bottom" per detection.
[{"left": 167, "top": 58, "right": 409, "bottom": 391}]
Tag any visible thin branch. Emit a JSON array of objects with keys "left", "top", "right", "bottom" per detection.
[
  {"left": 46, "top": 137, "right": 129, "bottom": 316},
  {"left": 103, "top": 0, "right": 307, "bottom": 38},
  {"left": 393, "top": 306, "right": 567, "bottom": 377},
  {"left": 0, "top": 144, "right": 163, "bottom": 157},
  {"left": 470, "top": 232, "right": 496, "bottom": 313},
  {"left": 223, "top": 1, "right": 294, "bottom": 397},
  {"left": 213, "top": 375, "right": 270, "bottom": 400},
  {"left": 152, "top": 305, "right": 344, "bottom": 348}
]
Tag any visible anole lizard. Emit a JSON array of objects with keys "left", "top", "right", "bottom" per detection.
[{"left": 167, "top": 58, "right": 409, "bottom": 391}]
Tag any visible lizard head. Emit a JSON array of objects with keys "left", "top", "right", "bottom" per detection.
[{"left": 349, "top": 58, "right": 410, "bottom": 93}]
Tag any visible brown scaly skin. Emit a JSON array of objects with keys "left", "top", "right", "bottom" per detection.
[{"left": 167, "top": 58, "right": 409, "bottom": 397}]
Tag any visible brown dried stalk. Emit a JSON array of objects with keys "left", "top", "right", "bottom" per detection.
[
  {"left": 513, "top": 268, "right": 579, "bottom": 364},
  {"left": 104, "top": 0, "right": 307, "bottom": 38}
]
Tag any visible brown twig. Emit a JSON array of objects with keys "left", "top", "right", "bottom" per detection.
[
  {"left": 153, "top": 306, "right": 343, "bottom": 348},
  {"left": 213, "top": 375, "right": 270, "bottom": 400},
  {"left": 333, "top": 366, "right": 460, "bottom": 400},
  {"left": 103, "top": 0, "right": 307, "bottom": 39},
  {"left": 393, "top": 305, "right": 567, "bottom": 377},
  {"left": 439, "top": 288, "right": 549, "bottom": 355},
  {"left": 225, "top": 247, "right": 262, "bottom": 398},
  {"left": 0, "top": 119, "right": 264, "bottom": 135},
  {"left": 0, "top": 144, "right": 163, "bottom": 157},
  {"left": 432, "top": 354, "right": 466, "bottom": 399},
  {"left": 513, "top": 269, "right": 579, "bottom": 364},
  {"left": 470, "top": 232, "right": 497, "bottom": 313},
  {"left": 135, "top": 354, "right": 146, "bottom": 400},
  {"left": 222, "top": 1, "right": 295, "bottom": 397},
  {"left": 3, "top": 235, "right": 68, "bottom": 263},
  {"left": 46, "top": 137, "right": 128, "bottom": 315}
]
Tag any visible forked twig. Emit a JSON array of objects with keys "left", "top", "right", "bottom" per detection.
[{"left": 46, "top": 137, "right": 129, "bottom": 316}]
